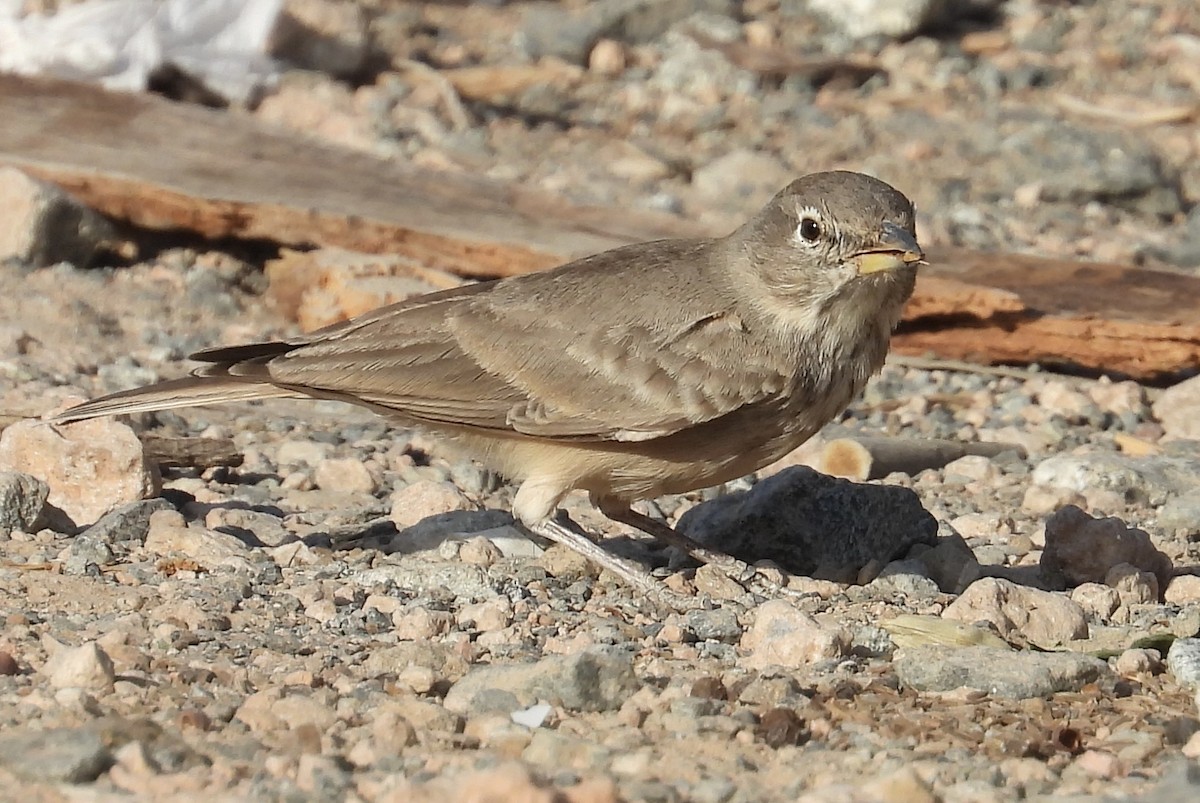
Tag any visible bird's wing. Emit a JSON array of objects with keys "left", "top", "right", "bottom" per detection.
[{"left": 250, "top": 244, "right": 789, "bottom": 443}]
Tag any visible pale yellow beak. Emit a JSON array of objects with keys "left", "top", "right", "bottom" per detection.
[{"left": 853, "top": 222, "right": 924, "bottom": 275}]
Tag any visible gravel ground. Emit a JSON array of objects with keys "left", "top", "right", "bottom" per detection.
[{"left": 3, "top": 1, "right": 1200, "bottom": 801}]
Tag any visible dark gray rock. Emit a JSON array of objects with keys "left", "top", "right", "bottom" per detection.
[
  {"left": 79, "top": 498, "right": 174, "bottom": 545},
  {"left": 0, "top": 470, "right": 48, "bottom": 535},
  {"left": 678, "top": 466, "right": 938, "bottom": 577},
  {"left": 1041, "top": 505, "right": 1173, "bottom": 591},
  {"left": 444, "top": 647, "right": 641, "bottom": 713},
  {"left": 895, "top": 645, "right": 1110, "bottom": 698},
  {"left": 0, "top": 727, "right": 112, "bottom": 783},
  {"left": 684, "top": 606, "right": 742, "bottom": 643}
]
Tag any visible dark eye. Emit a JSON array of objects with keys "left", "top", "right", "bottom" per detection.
[{"left": 798, "top": 217, "right": 821, "bottom": 243}]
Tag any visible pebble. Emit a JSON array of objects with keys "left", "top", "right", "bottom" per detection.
[
  {"left": 0, "top": 417, "right": 160, "bottom": 528},
  {"left": 1153, "top": 375, "right": 1200, "bottom": 440},
  {"left": 1105, "top": 562, "right": 1160, "bottom": 605},
  {"left": 1167, "top": 639, "right": 1200, "bottom": 692},
  {"left": 0, "top": 167, "right": 116, "bottom": 268},
  {"left": 1166, "top": 575, "right": 1200, "bottom": 605},
  {"left": 943, "top": 578, "right": 1089, "bottom": 646},
  {"left": 1114, "top": 648, "right": 1161, "bottom": 676},
  {"left": 0, "top": 727, "right": 112, "bottom": 783},
  {"left": 1032, "top": 453, "right": 1200, "bottom": 507},
  {"left": 895, "top": 645, "right": 1110, "bottom": 698},
  {"left": 680, "top": 466, "right": 937, "bottom": 577},
  {"left": 0, "top": 471, "right": 48, "bottom": 535},
  {"left": 314, "top": 457, "right": 376, "bottom": 494},
  {"left": 1070, "top": 583, "right": 1121, "bottom": 621},
  {"left": 44, "top": 641, "right": 116, "bottom": 692},
  {"left": 1041, "top": 505, "right": 1173, "bottom": 590},
  {"left": 444, "top": 648, "right": 640, "bottom": 714},
  {"left": 142, "top": 510, "right": 250, "bottom": 565},
  {"left": 77, "top": 498, "right": 173, "bottom": 545},
  {"left": 388, "top": 479, "right": 474, "bottom": 528},
  {"left": 739, "top": 600, "right": 849, "bottom": 669}
]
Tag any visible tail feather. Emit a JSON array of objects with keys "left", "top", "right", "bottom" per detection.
[{"left": 50, "top": 376, "right": 301, "bottom": 424}]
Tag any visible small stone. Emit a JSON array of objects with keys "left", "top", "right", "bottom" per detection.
[
  {"left": 1041, "top": 505, "right": 1172, "bottom": 590},
  {"left": 276, "top": 440, "right": 332, "bottom": 467},
  {"left": 0, "top": 650, "right": 18, "bottom": 675},
  {"left": 273, "top": 0, "right": 369, "bottom": 77},
  {"left": 1167, "top": 638, "right": 1200, "bottom": 690},
  {"left": 1159, "top": 491, "right": 1200, "bottom": 534},
  {"left": 1072, "top": 750, "right": 1123, "bottom": 779},
  {"left": 693, "top": 563, "right": 746, "bottom": 600},
  {"left": 0, "top": 727, "right": 112, "bottom": 783},
  {"left": 444, "top": 648, "right": 640, "bottom": 714},
  {"left": 916, "top": 533, "right": 980, "bottom": 593},
  {"left": 895, "top": 645, "right": 1110, "bottom": 698},
  {"left": 314, "top": 457, "right": 376, "bottom": 494},
  {"left": 810, "top": 0, "right": 991, "bottom": 39},
  {"left": 392, "top": 606, "right": 454, "bottom": 641},
  {"left": 538, "top": 543, "right": 597, "bottom": 581},
  {"left": 1115, "top": 648, "right": 1161, "bottom": 676},
  {"left": 1154, "top": 374, "right": 1200, "bottom": 439},
  {"left": 0, "top": 417, "right": 160, "bottom": 528},
  {"left": 740, "top": 599, "right": 849, "bottom": 669},
  {"left": 588, "top": 39, "right": 626, "bottom": 76},
  {"left": 389, "top": 479, "right": 475, "bottom": 529},
  {"left": 0, "top": 166, "right": 116, "bottom": 268},
  {"left": 458, "top": 535, "right": 503, "bottom": 567},
  {"left": 680, "top": 466, "right": 937, "bottom": 577},
  {"left": 857, "top": 767, "right": 938, "bottom": 803},
  {"left": 1105, "top": 562, "right": 1160, "bottom": 605},
  {"left": 0, "top": 471, "right": 48, "bottom": 535},
  {"left": 943, "top": 578, "right": 1089, "bottom": 646},
  {"left": 205, "top": 507, "right": 293, "bottom": 547},
  {"left": 45, "top": 641, "right": 116, "bottom": 692},
  {"left": 756, "top": 707, "right": 809, "bottom": 748},
  {"left": 143, "top": 510, "right": 249, "bottom": 564},
  {"left": 1166, "top": 575, "right": 1200, "bottom": 605},
  {"left": 1070, "top": 583, "right": 1121, "bottom": 621},
  {"left": 78, "top": 498, "right": 173, "bottom": 545},
  {"left": 1037, "top": 380, "right": 1096, "bottom": 420},
  {"left": 1022, "top": 485, "right": 1085, "bottom": 516},
  {"left": 457, "top": 598, "right": 513, "bottom": 632}
]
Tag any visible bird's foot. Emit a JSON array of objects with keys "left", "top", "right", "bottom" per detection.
[{"left": 525, "top": 514, "right": 702, "bottom": 611}]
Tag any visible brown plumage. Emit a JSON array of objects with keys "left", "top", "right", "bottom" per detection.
[{"left": 53, "top": 171, "right": 923, "bottom": 605}]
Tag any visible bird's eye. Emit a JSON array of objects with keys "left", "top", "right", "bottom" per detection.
[{"left": 797, "top": 216, "right": 822, "bottom": 243}]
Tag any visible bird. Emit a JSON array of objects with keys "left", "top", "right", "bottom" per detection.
[{"left": 52, "top": 170, "right": 924, "bottom": 605}]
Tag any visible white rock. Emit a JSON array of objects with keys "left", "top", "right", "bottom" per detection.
[
  {"left": 1153, "top": 374, "right": 1200, "bottom": 439},
  {"left": 1165, "top": 575, "right": 1200, "bottom": 605},
  {"left": 0, "top": 417, "right": 159, "bottom": 528},
  {"left": 1070, "top": 583, "right": 1121, "bottom": 621},
  {"left": 943, "top": 578, "right": 1088, "bottom": 646},
  {"left": 45, "top": 641, "right": 115, "bottom": 692},
  {"left": 389, "top": 480, "right": 473, "bottom": 528},
  {"left": 740, "top": 600, "right": 849, "bottom": 669},
  {"left": 314, "top": 457, "right": 376, "bottom": 494}
]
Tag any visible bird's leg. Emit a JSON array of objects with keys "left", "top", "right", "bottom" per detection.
[
  {"left": 597, "top": 502, "right": 757, "bottom": 584},
  {"left": 526, "top": 515, "right": 698, "bottom": 610},
  {"left": 514, "top": 480, "right": 697, "bottom": 609}
]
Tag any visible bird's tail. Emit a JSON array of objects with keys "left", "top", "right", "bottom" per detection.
[{"left": 49, "top": 376, "right": 301, "bottom": 424}]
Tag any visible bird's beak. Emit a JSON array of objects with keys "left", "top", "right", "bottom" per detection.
[{"left": 852, "top": 222, "right": 925, "bottom": 275}]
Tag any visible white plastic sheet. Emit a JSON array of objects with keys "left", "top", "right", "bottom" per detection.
[{"left": 0, "top": 0, "right": 283, "bottom": 103}]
